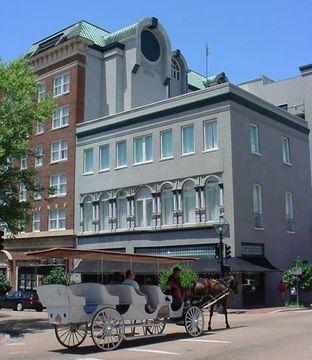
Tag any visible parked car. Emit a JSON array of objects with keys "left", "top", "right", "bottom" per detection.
[{"left": 0, "top": 290, "right": 44, "bottom": 311}]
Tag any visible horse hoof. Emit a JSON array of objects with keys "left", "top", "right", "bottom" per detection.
[
  {"left": 226, "top": 325, "right": 230, "bottom": 329},
  {"left": 208, "top": 327, "right": 212, "bottom": 331}
]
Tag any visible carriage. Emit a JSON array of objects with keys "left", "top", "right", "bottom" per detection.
[{"left": 27, "top": 247, "right": 208, "bottom": 351}]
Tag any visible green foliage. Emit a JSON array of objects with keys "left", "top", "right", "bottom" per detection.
[
  {"left": 158, "top": 265, "right": 199, "bottom": 289},
  {"left": 0, "top": 273, "right": 11, "bottom": 294},
  {"left": 42, "top": 267, "right": 73, "bottom": 286},
  {"left": 283, "top": 257, "right": 312, "bottom": 292},
  {"left": 0, "top": 58, "right": 56, "bottom": 234}
]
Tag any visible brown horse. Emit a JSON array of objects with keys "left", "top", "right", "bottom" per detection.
[{"left": 193, "top": 275, "right": 238, "bottom": 331}]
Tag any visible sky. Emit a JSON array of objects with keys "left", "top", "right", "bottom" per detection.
[{"left": 0, "top": 0, "right": 311, "bottom": 84}]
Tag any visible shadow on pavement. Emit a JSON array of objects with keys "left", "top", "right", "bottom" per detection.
[{"left": 0, "top": 316, "right": 50, "bottom": 338}]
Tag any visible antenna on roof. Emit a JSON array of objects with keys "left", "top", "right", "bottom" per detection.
[{"left": 205, "top": 42, "right": 209, "bottom": 80}]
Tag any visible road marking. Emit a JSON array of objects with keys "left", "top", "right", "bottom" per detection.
[
  {"left": 180, "top": 339, "right": 231, "bottom": 344},
  {"left": 6, "top": 342, "right": 25, "bottom": 346},
  {"left": 127, "top": 349, "right": 180, "bottom": 355},
  {"left": 75, "top": 358, "right": 101, "bottom": 360}
]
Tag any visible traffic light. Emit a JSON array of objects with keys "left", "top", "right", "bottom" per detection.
[
  {"left": 0, "top": 230, "right": 4, "bottom": 251},
  {"left": 214, "top": 243, "right": 221, "bottom": 260},
  {"left": 225, "top": 244, "right": 231, "bottom": 260}
]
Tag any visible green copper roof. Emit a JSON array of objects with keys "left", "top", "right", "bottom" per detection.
[
  {"left": 188, "top": 71, "right": 229, "bottom": 90},
  {"left": 103, "top": 23, "right": 138, "bottom": 46}
]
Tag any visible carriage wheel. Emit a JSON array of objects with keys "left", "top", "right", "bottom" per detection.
[
  {"left": 146, "top": 318, "right": 166, "bottom": 335},
  {"left": 184, "top": 306, "right": 204, "bottom": 337},
  {"left": 91, "top": 307, "right": 124, "bottom": 351},
  {"left": 55, "top": 323, "right": 88, "bottom": 348}
]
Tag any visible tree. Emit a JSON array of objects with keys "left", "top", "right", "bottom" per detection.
[
  {"left": 42, "top": 266, "right": 73, "bottom": 286},
  {"left": 0, "top": 273, "right": 11, "bottom": 294},
  {"left": 0, "top": 58, "right": 55, "bottom": 234},
  {"left": 283, "top": 257, "right": 312, "bottom": 292},
  {"left": 158, "top": 265, "right": 199, "bottom": 290}
]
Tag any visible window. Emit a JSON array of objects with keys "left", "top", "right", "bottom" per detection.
[
  {"left": 83, "top": 148, "right": 93, "bottom": 174},
  {"left": 20, "top": 153, "right": 27, "bottom": 169},
  {"left": 19, "top": 183, "right": 27, "bottom": 202},
  {"left": 204, "top": 120, "right": 218, "bottom": 151},
  {"left": 182, "top": 125, "right": 195, "bottom": 155},
  {"left": 32, "top": 211, "right": 40, "bottom": 232},
  {"left": 278, "top": 104, "right": 288, "bottom": 111},
  {"left": 99, "top": 144, "right": 110, "bottom": 171},
  {"left": 285, "top": 192, "right": 294, "bottom": 232},
  {"left": 135, "top": 187, "right": 153, "bottom": 227},
  {"left": 49, "top": 209, "right": 65, "bottom": 231},
  {"left": 33, "top": 180, "right": 41, "bottom": 200},
  {"left": 252, "top": 184, "right": 263, "bottom": 228},
  {"left": 116, "top": 191, "right": 127, "bottom": 229},
  {"left": 205, "top": 179, "right": 220, "bottom": 221},
  {"left": 171, "top": 58, "right": 180, "bottom": 80},
  {"left": 134, "top": 135, "right": 152, "bottom": 164},
  {"left": 52, "top": 105, "right": 69, "bottom": 129},
  {"left": 38, "top": 83, "right": 45, "bottom": 101},
  {"left": 282, "top": 137, "right": 291, "bottom": 165},
  {"left": 116, "top": 141, "right": 127, "bottom": 168},
  {"left": 99, "top": 194, "right": 110, "bottom": 230},
  {"left": 250, "top": 123, "right": 260, "bottom": 154},
  {"left": 83, "top": 196, "right": 93, "bottom": 232},
  {"left": 53, "top": 73, "right": 70, "bottom": 96},
  {"left": 161, "top": 184, "right": 174, "bottom": 225},
  {"left": 35, "top": 121, "right": 44, "bottom": 135},
  {"left": 51, "top": 140, "right": 68, "bottom": 162},
  {"left": 160, "top": 130, "right": 173, "bottom": 159},
  {"left": 50, "top": 173, "right": 67, "bottom": 196},
  {"left": 182, "top": 180, "right": 196, "bottom": 223},
  {"left": 35, "top": 145, "right": 43, "bottom": 167}
]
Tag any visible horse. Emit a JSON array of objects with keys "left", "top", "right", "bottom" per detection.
[{"left": 193, "top": 274, "right": 238, "bottom": 331}]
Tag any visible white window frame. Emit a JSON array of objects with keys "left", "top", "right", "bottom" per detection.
[
  {"left": 182, "top": 124, "right": 195, "bottom": 156},
  {"left": 19, "top": 183, "right": 27, "bottom": 202},
  {"left": 33, "top": 180, "right": 42, "bottom": 201},
  {"left": 282, "top": 136, "right": 291, "bottom": 165},
  {"left": 20, "top": 153, "right": 28, "bottom": 170},
  {"left": 53, "top": 73, "right": 70, "bottom": 96},
  {"left": 50, "top": 173, "right": 67, "bottom": 197},
  {"left": 135, "top": 188, "right": 153, "bottom": 228},
  {"left": 99, "top": 144, "right": 110, "bottom": 172},
  {"left": 32, "top": 211, "right": 40, "bottom": 232},
  {"left": 160, "top": 129, "right": 173, "bottom": 160},
  {"left": 252, "top": 184, "right": 263, "bottom": 229},
  {"left": 171, "top": 58, "right": 180, "bottom": 80},
  {"left": 38, "top": 82, "right": 46, "bottom": 101},
  {"left": 52, "top": 105, "right": 69, "bottom": 130},
  {"left": 49, "top": 209, "right": 66, "bottom": 231},
  {"left": 51, "top": 139, "right": 68, "bottom": 163},
  {"left": 133, "top": 134, "right": 153, "bottom": 165},
  {"left": 35, "top": 145, "right": 43, "bottom": 167},
  {"left": 203, "top": 120, "right": 218, "bottom": 152},
  {"left": 83, "top": 148, "right": 94, "bottom": 174},
  {"left": 116, "top": 140, "right": 127, "bottom": 169},
  {"left": 250, "top": 123, "right": 260, "bottom": 155},
  {"left": 35, "top": 121, "right": 44, "bottom": 135}
]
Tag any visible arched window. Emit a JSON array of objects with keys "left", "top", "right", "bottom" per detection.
[
  {"left": 171, "top": 58, "right": 180, "bottom": 80},
  {"left": 99, "top": 193, "right": 110, "bottom": 230},
  {"left": 182, "top": 180, "right": 196, "bottom": 223},
  {"left": 205, "top": 178, "right": 220, "bottom": 221},
  {"left": 83, "top": 195, "right": 93, "bottom": 232},
  {"left": 161, "top": 184, "right": 174, "bottom": 225},
  {"left": 116, "top": 191, "right": 127, "bottom": 229},
  {"left": 135, "top": 187, "right": 153, "bottom": 227}
]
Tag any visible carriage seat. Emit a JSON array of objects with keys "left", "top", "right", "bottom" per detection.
[
  {"left": 36, "top": 285, "right": 85, "bottom": 308},
  {"left": 106, "top": 285, "right": 146, "bottom": 305},
  {"left": 140, "top": 285, "right": 172, "bottom": 307},
  {"left": 70, "top": 283, "right": 119, "bottom": 307}
]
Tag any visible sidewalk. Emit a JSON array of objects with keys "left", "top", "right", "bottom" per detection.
[{"left": 227, "top": 306, "right": 311, "bottom": 314}]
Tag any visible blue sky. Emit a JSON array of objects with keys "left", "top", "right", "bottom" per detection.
[{"left": 0, "top": 0, "right": 311, "bottom": 84}]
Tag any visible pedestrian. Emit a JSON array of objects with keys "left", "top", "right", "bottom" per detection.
[{"left": 278, "top": 280, "right": 287, "bottom": 305}]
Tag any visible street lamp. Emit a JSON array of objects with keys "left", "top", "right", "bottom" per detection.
[{"left": 213, "top": 212, "right": 229, "bottom": 279}]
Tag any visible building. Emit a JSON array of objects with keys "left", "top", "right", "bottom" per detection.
[
  {"left": 240, "top": 65, "right": 312, "bottom": 184},
  {"left": 72, "top": 18, "right": 311, "bottom": 307}
]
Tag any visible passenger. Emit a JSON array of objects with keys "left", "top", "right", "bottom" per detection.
[
  {"left": 122, "top": 270, "right": 155, "bottom": 313},
  {"left": 110, "top": 272, "right": 122, "bottom": 284},
  {"left": 167, "top": 267, "right": 183, "bottom": 310}
]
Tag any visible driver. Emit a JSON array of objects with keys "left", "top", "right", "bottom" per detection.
[{"left": 167, "top": 267, "right": 183, "bottom": 310}]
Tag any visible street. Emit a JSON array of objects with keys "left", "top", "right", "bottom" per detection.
[{"left": 0, "top": 308, "right": 311, "bottom": 360}]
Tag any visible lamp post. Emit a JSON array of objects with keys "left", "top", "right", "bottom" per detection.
[{"left": 213, "top": 210, "right": 229, "bottom": 279}]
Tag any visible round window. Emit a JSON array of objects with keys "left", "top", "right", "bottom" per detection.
[{"left": 141, "top": 30, "right": 160, "bottom": 62}]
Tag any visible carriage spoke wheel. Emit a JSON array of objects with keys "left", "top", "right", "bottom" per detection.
[
  {"left": 146, "top": 318, "right": 166, "bottom": 335},
  {"left": 55, "top": 323, "right": 88, "bottom": 348},
  {"left": 184, "top": 306, "right": 204, "bottom": 337},
  {"left": 91, "top": 307, "right": 124, "bottom": 351}
]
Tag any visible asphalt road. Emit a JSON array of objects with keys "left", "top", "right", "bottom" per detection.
[{"left": 0, "top": 307, "right": 311, "bottom": 360}]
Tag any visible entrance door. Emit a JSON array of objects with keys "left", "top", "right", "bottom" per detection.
[{"left": 242, "top": 273, "right": 265, "bottom": 307}]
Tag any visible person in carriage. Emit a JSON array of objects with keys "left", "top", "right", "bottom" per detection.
[{"left": 166, "top": 267, "right": 184, "bottom": 310}]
